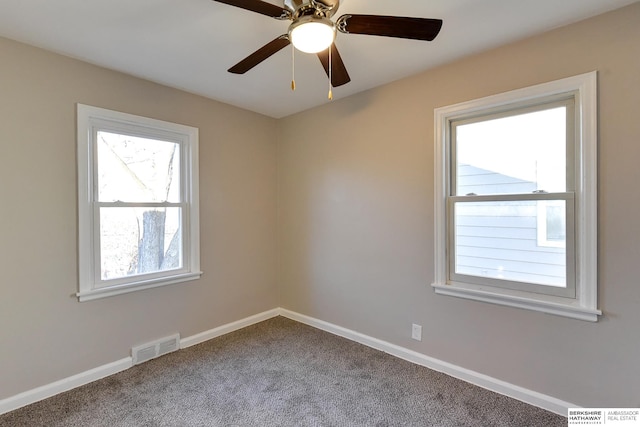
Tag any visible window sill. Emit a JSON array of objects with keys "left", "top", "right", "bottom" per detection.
[
  {"left": 77, "top": 272, "right": 203, "bottom": 302},
  {"left": 431, "top": 281, "right": 601, "bottom": 322}
]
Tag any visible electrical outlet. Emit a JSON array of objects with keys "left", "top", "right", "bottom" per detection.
[{"left": 411, "top": 324, "right": 422, "bottom": 341}]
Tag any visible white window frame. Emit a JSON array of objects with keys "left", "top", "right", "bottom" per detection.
[
  {"left": 432, "top": 72, "right": 600, "bottom": 321},
  {"left": 77, "top": 104, "right": 201, "bottom": 301},
  {"left": 448, "top": 98, "right": 577, "bottom": 299}
]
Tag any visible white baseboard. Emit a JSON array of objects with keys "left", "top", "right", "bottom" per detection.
[
  {"left": 0, "top": 357, "right": 132, "bottom": 416},
  {"left": 179, "top": 308, "right": 280, "bottom": 349},
  {"left": 278, "top": 308, "right": 575, "bottom": 416},
  {"left": 0, "top": 308, "right": 280, "bottom": 416},
  {"left": 1, "top": 307, "right": 574, "bottom": 417}
]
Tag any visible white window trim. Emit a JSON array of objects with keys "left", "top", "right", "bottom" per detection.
[
  {"left": 77, "top": 104, "right": 201, "bottom": 301},
  {"left": 432, "top": 72, "right": 600, "bottom": 322}
]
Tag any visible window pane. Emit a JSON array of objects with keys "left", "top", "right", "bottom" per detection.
[
  {"left": 455, "top": 107, "right": 566, "bottom": 195},
  {"left": 536, "top": 200, "right": 567, "bottom": 248},
  {"left": 97, "top": 131, "right": 180, "bottom": 202},
  {"left": 454, "top": 200, "right": 566, "bottom": 288},
  {"left": 546, "top": 205, "right": 566, "bottom": 241},
  {"left": 100, "top": 207, "right": 182, "bottom": 281}
]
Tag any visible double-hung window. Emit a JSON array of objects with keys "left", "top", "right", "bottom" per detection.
[
  {"left": 432, "top": 72, "right": 600, "bottom": 321},
  {"left": 77, "top": 104, "right": 201, "bottom": 301}
]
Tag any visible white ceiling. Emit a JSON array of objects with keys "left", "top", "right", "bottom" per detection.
[{"left": 0, "top": 0, "right": 637, "bottom": 118}]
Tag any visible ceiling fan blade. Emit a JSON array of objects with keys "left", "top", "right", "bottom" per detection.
[
  {"left": 228, "top": 35, "right": 291, "bottom": 74},
  {"left": 317, "top": 44, "right": 351, "bottom": 87},
  {"left": 337, "top": 15, "right": 443, "bottom": 41},
  {"left": 213, "top": 0, "right": 290, "bottom": 19}
]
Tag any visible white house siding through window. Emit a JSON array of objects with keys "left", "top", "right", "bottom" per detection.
[{"left": 454, "top": 164, "right": 566, "bottom": 288}]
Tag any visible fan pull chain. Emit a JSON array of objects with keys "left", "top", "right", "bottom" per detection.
[
  {"left": 291, "top": 43, "right": 296, "bottom": 91},
  {"left": 328, "top": 46, "right": 333, "bottom": 100}
]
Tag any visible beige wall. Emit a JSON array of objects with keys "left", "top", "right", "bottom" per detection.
[
  {"left": 278, "top": 3, "right": 640, "bottom": 407},
  {"left": 0, "top": 37, "right": 278, "bottom": 399}
]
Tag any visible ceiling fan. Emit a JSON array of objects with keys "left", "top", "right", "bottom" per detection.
[{"left": 213, "top": 0, "right": 443, "bottom": 89}]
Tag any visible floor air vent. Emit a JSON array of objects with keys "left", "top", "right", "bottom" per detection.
[{"left": 132, "top": 334, "right": 180, "bottom": 365}]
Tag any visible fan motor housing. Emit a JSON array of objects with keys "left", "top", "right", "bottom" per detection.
[{"left": 284, "top": 0, "right": 340, "bottom": 18}]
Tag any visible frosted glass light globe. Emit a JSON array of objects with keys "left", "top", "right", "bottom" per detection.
[{"left": 289, "top": 18, "right": 336, "bottom": 54}]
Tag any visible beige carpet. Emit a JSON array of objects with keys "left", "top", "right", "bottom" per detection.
[{"left": 0, "top": 316, "right": 566, "bottom": 426}]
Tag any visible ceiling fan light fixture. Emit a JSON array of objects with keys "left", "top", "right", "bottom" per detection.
[{"left": 289, "top": 16, "right": 336, "bottom": 53}]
